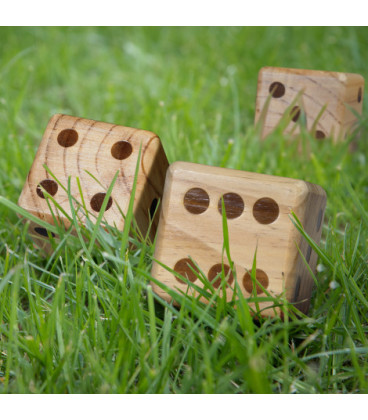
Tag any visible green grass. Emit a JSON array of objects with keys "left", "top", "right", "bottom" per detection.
[{"left": 1, "top": 27, "right": 368, "bottom": 393}]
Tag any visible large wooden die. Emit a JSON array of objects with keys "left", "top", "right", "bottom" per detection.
[
  {"left": 151, "top": 162, "right": 326, "bottom": 316},
  {"left": 18, "top": 114, "right": 168, "bottom": 247},
  {"left": 255, "top": 66, "right": 364, "bottom": 141}
]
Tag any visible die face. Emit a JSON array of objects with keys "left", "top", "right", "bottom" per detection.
[
  {"left": 18, "top": 114, "right": 168, "bottom": 242},
  {"left": 151, "top": 162, "right": 326, "bottom": 315},
  {"left": 255, "top": 67, "right": 364, "bottom": 141}
]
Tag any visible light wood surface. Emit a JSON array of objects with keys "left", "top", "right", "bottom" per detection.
[
  {"left": 255, "top": 67, "right": 364, "bottom": 142},
  {"left": 151, "top": 162, "right": 326, "bottom": 316},
  {"left": 18, "top": 114, "right": 169, "bottom": 248}
]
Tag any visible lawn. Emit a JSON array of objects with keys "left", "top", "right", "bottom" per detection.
[{"left": 0, "top": 26, "right": 368, "bottom": 393}]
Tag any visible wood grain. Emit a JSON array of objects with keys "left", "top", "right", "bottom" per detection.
[
  {"left": 18, "top": 114, "right": 169, "bottom": 249},
  {"left": 151, "top": 162, "right": 326, "bottom": 317},
  {"left": 255, "top": 67, "right": 364, "bottom": 142}
]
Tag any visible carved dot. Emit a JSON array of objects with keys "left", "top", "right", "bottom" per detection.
[
  {"left": 111, "top": 141, "right": 133, "bottom": 160},
  {"left": 315, "top": 130, "right": 326, "bottom": 140},
  {"left": 149, "top": 198, "right": 158, "bottom": 219},
  {"left": 253, "top": 197, "right": 279, "bottom": 224},
  {"left": 90, "top": 193, "right": 113, "bottom": 212},
  {"left": 208, "top": 263, "right": 234, "bottom": 288},
  {"left": 34, "top": 227, "right": 55, "bottom": 238},
  {"left": 243, "top": 269, "right": 269, "bottom": 294},
  {"left": 290, "top": 106, "right": 301, "bottom": 122},
  {"left": 218, "top": 193, "right": 244, "bottom": 219},
  {"left": 269, "top": 81, "right": 285, "bottom": 98},
  {"left": 306, "top": 245, "right": 312, "bottom": 263},
  {"left": 57, "top": 129, "right": 78, "bottom": 147},
  {"left": 358, "top": 87, "right": 362, "bottom": 103},
  {"left": 174, "top": 258, "right": 198, "bottom": 284},
  {"left": 317, "top": 208, "right": 323, "bottom": 231},
  {"left": 184, "top": 188, "right": 210, "bottom": 215},
  {"left": 36, "top": 179, "right": 58, "bottom": 199}
]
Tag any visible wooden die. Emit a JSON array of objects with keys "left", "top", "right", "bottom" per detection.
[
  {"left": 151, "top": 162, "right": 326, "bottom": 316},
  {"left": 255, "top": 66, "right": 364, "bottom": 141},
  {"left": 18, "top": 114, "right": 168, "bottom": 248}
]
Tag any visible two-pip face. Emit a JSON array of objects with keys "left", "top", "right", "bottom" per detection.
[{"left": 151, "top": 162, "right": 326, "bottom": 314}]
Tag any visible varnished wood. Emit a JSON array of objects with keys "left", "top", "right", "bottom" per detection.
[
  {"left": 255, "top": 67, "right": 364, "bottom": 142},
  {"left": 151, "top": 162, "right": 326, "bottom": 316},
  {"left": 18, "top": 114, "right": 169, "bottom": 249}
]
